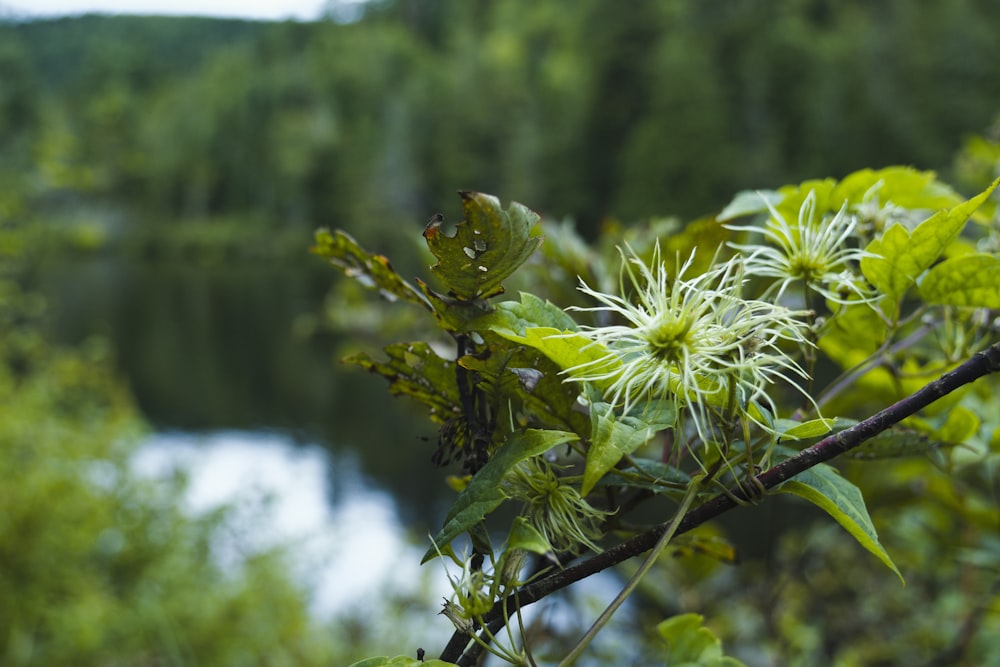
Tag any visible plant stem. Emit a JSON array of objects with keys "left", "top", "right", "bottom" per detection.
[
  {"left": 556, "top": 477, "right": 702, "bottom": 667},
  {"left": 441, "top": 340, "right": 1000, "bottom": 666}
]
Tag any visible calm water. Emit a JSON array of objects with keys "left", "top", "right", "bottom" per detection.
[
  {"left": 31, "top": 254, "right": 454, "bottom": 527},
  {"left": 27, "top": 253, "right": 477, "bottom": 624}
]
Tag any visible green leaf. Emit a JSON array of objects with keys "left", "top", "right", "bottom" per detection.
[
  {"left": 596, "top": 456, "right": 691, "bottom": 497},
  {"left": 454, "top": 336, "right": 591, "bottom": 438},
  {"left": 472, "top": 292, "right": 579, "bottom": 337},
  {"left": 832, "top": 166, "right": 960, "bottom": 212},
  {"left": 422, "top": 429, "right": 578, "bottom": 563},
  {"left": 344, "top": 342, "right": 460, "bottom": 424},
  {"left": 349, "top": 657, "right": 456, "bottom": 667},
  {"left": 777, "top": 463, "right": 903, "bottom": 583},
  {"left": 311, "top": 228, "right": 430, "bottom": 309},
  {"left": 861, "top": 178, "right": 999, "bottom": 302},
  {"left": 423, "top": 191, "right": 542, "bottom": 301},
  {"left": 776, "top": 417, "right": 836, "bottom": 441},
  {"left": 490, "top": 325, "right": 621, "bottom": 395},
  {"left": 507, "top": 516, "right": 554, "bottom": 556},
  {"left": 656, "top": 613, "right": 747, "bottom": 667},
  {"left": 583, "top": 399, "right": 674, "bottom": 496},
  {"left": 918, "top": 253, "right": 1000, "bottom": 308},
  {"left": 937, "top": 406, "right": 980, "bottom": 445}
]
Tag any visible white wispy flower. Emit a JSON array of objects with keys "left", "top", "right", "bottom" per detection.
[
  {"left": 562, "top": 244, "right": 814, "bottom": 448},
  {"left": 727, "top": 190, "right": 876, "bottom": 304}
]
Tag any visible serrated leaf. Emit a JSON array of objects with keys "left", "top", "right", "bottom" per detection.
[
  {"left": 862, "top": 178, "right": 999, "bottom": 302},
  {"left": 583, "top": 400, "right": 674, "bottom": 496},
  {"left": 717, "top": 190, "right": 781, "bottom": 221},
  {"left": 311, "top": 228, "right": 430, "bottom": 308},
  {"left": 918, "top": 253, "right": 1000, "bottom": 308},
  {"left": 861, "top": 223, "right": 915, "bottom": 301},
  {"left": 422, "top": 429, "right": 578, "bottom": 563},
  {"left": 777, "top": 463, "right": 903, "bottom": 583},
  {"left": 423, "top": 192, "right": 542, "bottom": 301},
  {"left": 344, "top": 342, "right": 460, "bottom": 424},
  {"left": 349, "top": 657, "right": 456, "bottom": 667}
]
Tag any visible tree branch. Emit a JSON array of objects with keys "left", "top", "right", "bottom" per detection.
[{"left": 440, "top": 341, "right": 1000, "bottom": 665}]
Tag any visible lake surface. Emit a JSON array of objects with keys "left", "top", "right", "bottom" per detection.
[
  {"left": 29, "top": 253, "right": 467, "bottom": 622},
  {"left": 31, "top": 254, "right": 454, "bottom": 523}
]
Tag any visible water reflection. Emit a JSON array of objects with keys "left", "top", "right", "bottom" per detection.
[
  {"left": 133, "top": 429, "right": 454, "bottom": 619},
  {"left": 30, "top": 255, "right": 455, "bottom": 528}
]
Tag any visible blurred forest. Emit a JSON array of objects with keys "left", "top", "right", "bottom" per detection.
[
  {"left": 3, "top": 0, "right": 1000, "bottom": 261},
  {"left": 4, "top": 0, "right": 1000, "bottom": 664}
]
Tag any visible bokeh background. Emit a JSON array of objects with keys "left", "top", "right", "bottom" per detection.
[{"left": 3, "top": 1, "right": 1000, "bottom": 664}]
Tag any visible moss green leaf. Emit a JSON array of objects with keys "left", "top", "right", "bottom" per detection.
[
  {"left": 584, "top": 400, "right": 674, "bottom": 496},
  {"left": 489, "top": 325, "right": 620, "bottom": 395},
  {"left": 423, "top": 191, "right": 542, "bottom": 301},
  {"left": 595, "top": 456, "right": 691, "bottom": 498},
  {"left": 918, "top": 253, "right": 1000, "bottom": 308},
  {"left": 778, "top": 463, "right": 903, "bottom": 583},
  {"left": 422, "top": 429, "right": 578, "bottom": 562}
]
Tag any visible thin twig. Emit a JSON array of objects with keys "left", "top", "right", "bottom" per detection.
[{"left": 440, "top": 341, "right": 1000, "bottom": 665}]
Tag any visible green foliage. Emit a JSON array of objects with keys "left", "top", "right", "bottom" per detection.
[
  {"left": 423, "top": 429, "right": 578, "bottom": 563},
  {"left": 655, "top": 614, "right": 745, "bottom": 667},
  {"left": 777, "top": 463, "right": 903, "bottom": 583},
  {"left": 0, "top": 235, "right": 339, "bottom": 663},
  {"left": 5, "top": 1, "right": 1000, "bottom": 259},
  {"left": 861, "top": 178, "right": 999, "bottom": 308},
  {"left": 322, "top": 160, "right": 1000, "bottom": 664},
  {"left": 423, "top": 192, "right": 542, "bottom": 302}
]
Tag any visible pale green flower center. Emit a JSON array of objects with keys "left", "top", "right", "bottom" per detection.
[{"left": 645, "top": 315, "right": 693, "bottom": 362}]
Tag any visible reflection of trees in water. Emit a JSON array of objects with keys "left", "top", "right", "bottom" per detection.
[{"left": 31, "top": 256, "right": 451, "bottom": 527}]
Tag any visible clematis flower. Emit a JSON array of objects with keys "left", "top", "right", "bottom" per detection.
[
  {"left": 503, "top": 457, "right": 610, "bottom": 553},
  {"left": 727, "top": 190, "right": 876, "bottom": 305},
  {"left": 562, "top": 244, "right": 814, "bottom": 448}
]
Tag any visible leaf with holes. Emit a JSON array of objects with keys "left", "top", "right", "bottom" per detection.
[{"left": 423, "top": 192, "right": 542, "bottom": 301}]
